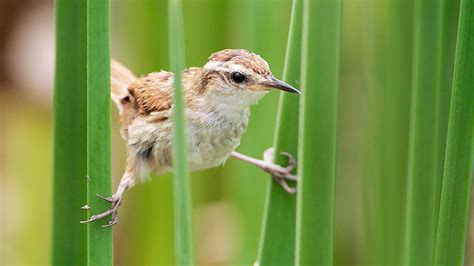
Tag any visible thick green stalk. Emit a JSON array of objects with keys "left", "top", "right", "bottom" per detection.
[
  {"left": 434, "top": 0, "right": 474, "bottom": 264},
  {"left": 257, "top": 0, "right": 302, "bottom": 264},
  {"left": 168, "top": 0, "right": 194, "bottom": 264},
  {"left": 405, "top": 0, "right": 443, "bottom": 264},
  {"left": 86, "top": 0, "right": 113, "bottom": 265},
  {"left": 296, "top": 0, "right": 341, "bottom": 264},
  {"left": 52, "top": 0, "right": 87, "bottom": 264}
]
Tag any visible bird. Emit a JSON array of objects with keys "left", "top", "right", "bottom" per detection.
[{"left": 81, "top": 49, "right": 300, "bottom": 227}]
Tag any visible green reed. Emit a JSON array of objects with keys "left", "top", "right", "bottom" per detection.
[
  {"left": 296, "top": 0, "right": 342, "bottom": 264},
  {"left": 85, "top": 0, "right": 113, "bottom": 265},
  {"left": 257, "top": 0, "right": 302, "bottom": 264},
  {"left": 168, "top": 0, "right": 195, "bottom": 264},
  {"left": 434, "top": 0, "right": 474, "bottom": 264},
  {"left": 52, "top": 0, "right": 87, "bottom": 264}
]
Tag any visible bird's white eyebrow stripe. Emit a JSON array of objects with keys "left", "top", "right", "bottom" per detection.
[
  {"left": 203, "top": 61, "right": 222, "bottom": 70},
  {"left": 204, "top": 61, "right": 250, "bottom": 75}
]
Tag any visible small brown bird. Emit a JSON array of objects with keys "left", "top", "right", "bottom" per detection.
[{"left": 82, "top": 49, "right": 300, "bottom": 226}]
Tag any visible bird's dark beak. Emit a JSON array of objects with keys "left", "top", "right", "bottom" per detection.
[{"left": 260, "top": 77, "right": 301, "bottom": 94}]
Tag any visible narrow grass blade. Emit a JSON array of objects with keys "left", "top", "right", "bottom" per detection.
[
  {"left": 52, "top": 0, "right": 87, "bottom": 264},
  {"left": 434, "top": 0, "right": 474, "bottom": 264},
  {"left": 86, "top": 0, "right": 113, "bottom": 264},
  {"left": 296, "top": 0, "right": 342, "bottom": 264},
  {"left": 405, "top": 0, "right": 444, "bottom": 264},
  {"left": 435, "top": 0, "right": 460, "bottom": 212},
  {"left": 168, "top": 0, "right": 195, "bottom": 264},
  {"left": 257, "top": 0, "right": 302, "bottom": 264}
]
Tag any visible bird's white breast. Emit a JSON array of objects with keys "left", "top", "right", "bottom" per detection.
[
  {"left": 186, "top": 108, "right": 250, "bottom": 171},
  {"left": 127, "top": 106, "right": 250, "bottom": 178}
]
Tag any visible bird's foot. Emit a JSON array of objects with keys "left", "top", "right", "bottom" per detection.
[
  {"left": 262, "top": 147, "right": 298, "bottom": 194},
  {"left": 80, "top": 194, "right": 122, "bottom": 227}
]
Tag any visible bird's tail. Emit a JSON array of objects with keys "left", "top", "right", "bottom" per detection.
[{"left": 111, "top": 59, "right": 137, "bottom": 114}]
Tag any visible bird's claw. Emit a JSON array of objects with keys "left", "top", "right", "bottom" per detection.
[
  {"left": 279, "top": 151, "right": 297, "bottom": 172},
  {"left": 274, "top": 177, "right": 297, "bottom": 194},
  {"left": 95, "top": 193, "right": 114, "bottom": 203},
  {"left": 80, "top": 194, "right": 121, "bottom": 226},
  {"left": 102, "top": 217, "right": 118, "bottom": 227},
  {"left": 262, "top": 147, "right": 298, "bottom": 193}
]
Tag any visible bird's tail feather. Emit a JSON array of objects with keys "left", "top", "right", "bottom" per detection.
[{"left": 111, "top": 59, "right": 136, "bottom": 114}]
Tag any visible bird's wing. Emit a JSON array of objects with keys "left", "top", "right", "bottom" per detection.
[
  {"left": 119, "top": 67, "right": 202, "bottom": 140},
  {"left": 128, "top": 71, "right": 174, "bottom": 115},
  {"left": 127, "top": 67, "right": 203, "bottom": 115}
]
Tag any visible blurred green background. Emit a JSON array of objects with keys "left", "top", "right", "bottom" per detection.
[{"left": 0, "top": 0, "right": 472, "bottom": 265}]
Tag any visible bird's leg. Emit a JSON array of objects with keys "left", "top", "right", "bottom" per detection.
[
  {"left": 81, "top": 170, "right": 136, "bottom": 227},
  {"left": 230, "top": 147, "right": 298, "bottom": 193}
]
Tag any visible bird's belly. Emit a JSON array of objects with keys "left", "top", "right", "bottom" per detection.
[
  {"left": 186, "top": 124, "right": 243, "bottom": 171},
  {"left": 128, "top": 110, "right": 249, "bottom": 175}
]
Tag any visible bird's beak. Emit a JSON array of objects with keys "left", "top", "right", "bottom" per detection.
[{"left": 260, "top": 77, "right": 301, "bottom": 94}]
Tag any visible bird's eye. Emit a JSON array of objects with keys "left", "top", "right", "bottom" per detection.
[{"left": 231, "top": 72, "right": 246, "bottom": 83}]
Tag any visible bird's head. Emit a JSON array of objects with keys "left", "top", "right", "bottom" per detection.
[{"left": 199, "top": 49, "right": 300, "bottom": 111}]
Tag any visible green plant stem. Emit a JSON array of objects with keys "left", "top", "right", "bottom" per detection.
[
  {"left": 86, "top": 0, "right": 113, "bottom": 265},
  {"left": 434, "top": 0, "right": 474, "bottom": 264},
  {"left": 168, "top": 0, "right": 195, "bottom": 264},
  {"left": 405, "top": 0, "right": 444, "bottom": 264},
  {"left": 257, "top": 0, "right": 302, "bottom": 264},
  {"left": 52, "top": 0, "right": 87, "bottom": 264},
  {"left": 296, "top": 0, "right": 341, "bottom": 264}
]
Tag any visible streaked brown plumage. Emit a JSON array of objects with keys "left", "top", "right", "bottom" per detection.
[{"left": 82, "top": 49, "right": 300, "bottom": 226}]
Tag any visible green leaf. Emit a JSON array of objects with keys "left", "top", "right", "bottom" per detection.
[
  {"left": 168, "top": 0, "right": 195, "bottom": 264},
  {"left": 296, "top": 0, "right": 342, "bottom": 264},
  {"left": 52, "top": 0, "right": 87, "bottom": 264},
  {"left": 257, "top": 0, "right": 302, "bottom": 264},
  {"left": 405, "top": 0, "right": 446, "bottom": 264},
  {"left": 86, "top": 0, "right": 113, "bottom": 264},
  {"left": 434, "top": 0, "right": 460, "bottom": 216},
  {"left": 434, "top": 0, "right": 474, "bottom": 264}
]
